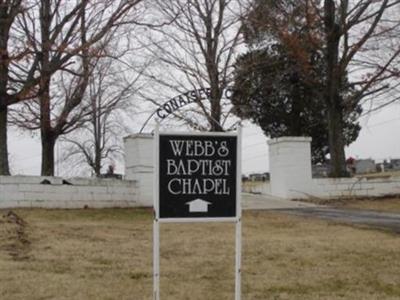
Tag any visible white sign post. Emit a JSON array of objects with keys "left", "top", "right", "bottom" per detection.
[
  {"left": 153, "top": 123, "right": 160, "bottom": 300},
  {"left": 153, "top": 124, "right": 242, "bottom": 300}
]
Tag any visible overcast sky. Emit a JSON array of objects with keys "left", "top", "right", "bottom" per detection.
[{"left": 8, "top": 101, "right": 400, "bottom": 176}]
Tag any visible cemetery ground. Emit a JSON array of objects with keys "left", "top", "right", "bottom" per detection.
[
  {"left": 298, "top": 196, "right": 400, "bottom": 214},
  {"left": 337, "top": 197, "right": 400, "bottom": 213},
  {"left": 1, "top": 208, "right": 400, "bottom": 300}
]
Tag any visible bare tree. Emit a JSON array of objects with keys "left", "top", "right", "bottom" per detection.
[
  {"left": 323, "top": 0, "right": 400, "bottom": 176},
  {"left": 0, "top": 1, "right": 40, "bottom": 175},
  {"left": 241, "top": 0, "right": 400, "bottom": 177},
  {"left": 9, "top": 0, "right": 144, "bottom": 176},
  {"left": 60, "top": 56, "right": 140, "bottom": 176},
  {"left": 142, "top": 0, "right": 247, "bottom": 131}
]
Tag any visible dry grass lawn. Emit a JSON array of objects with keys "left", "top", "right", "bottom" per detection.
[
  {"left": 1, "top": 208, "right": 400, "bottom": 299},
  {"left": 301, "top": 197, "right": 400, "bottom": 213},
  {"left": 336, "top": 197, "right": 400, "bottom": 213}
]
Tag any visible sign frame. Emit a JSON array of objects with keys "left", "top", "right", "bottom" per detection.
[
  {"left": 153, "top": 124, "right": 242, "bottom": 300},
  {"left": 155, "top": 129, "right": 240, "bottom": 223}
]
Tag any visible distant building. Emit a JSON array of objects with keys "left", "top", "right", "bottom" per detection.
[
  {"left": 355, "top": 159, "right": 376, "bottom": 174},
  {"left": 312, "top": 158, "right": 376, "bottom": 177},
  {"left": 311, "top": 157, "right": 400, "bottom": 176},
  {"left": 390, "top": 159, "right": 400, "bottom": 171},
  {"left": 248, "top": 172, "right": 270, "bottom": 181},
  {"left": 381, "top": 159, "right": 391, "bottom": 172},
  {"left": 379, "top": 159, "right": 400, "bottom": 172}
]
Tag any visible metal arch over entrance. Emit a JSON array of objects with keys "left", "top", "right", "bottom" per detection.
[{"left": 139, "top": 87, "right": 233, "bottom": 133}]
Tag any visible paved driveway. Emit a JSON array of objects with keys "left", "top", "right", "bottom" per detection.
[
  {"left": 277, "top": 207, "right": 400, "bottom": 233},
  {"left": 242, "top": 193, "right": 400, "bottom": 233}
]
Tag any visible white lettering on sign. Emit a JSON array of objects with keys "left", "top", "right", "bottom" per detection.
[
  {"left": 167, "top": 178, "right": 230, "bottom": 195},
  {"left": 169, "top": 140, "right": 226, "bottom": 157},
  {"left": 166, "top": 159, "right": 231, "bottom": 176},
  {"left": 166, "top": 139, "right": 233, "bottom": 197}
]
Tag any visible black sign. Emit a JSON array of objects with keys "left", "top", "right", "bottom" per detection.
[{"left": 158, "top": 134, "right": 237, "bottom": 219}]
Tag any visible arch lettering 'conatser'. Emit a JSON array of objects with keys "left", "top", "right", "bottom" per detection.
[
  {"left": 139, "top": 87, "right": 233, "bottom": 133},
  {"left": 156, "top": 87, "right": 233, "bottom": 119}
]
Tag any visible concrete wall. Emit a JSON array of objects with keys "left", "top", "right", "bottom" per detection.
[
  {"left": 124, "top": 134, "right": 153, "bottom": 206},
  {"left": 5, "top": 135, "right": 396, "bottom": 207},
  {"left": 0, "top": 176, "right": 138, "bottom": 209},
  {"left": 266, "top": 136, "right": 400, "bottom": 199},
  {"left": 246, "top": 173, "right": 400, "bottom": 199},
  {"left": 268, "top": 137, "right": 313, "bottom": 199},
  {"left": 312, "top": 176, "right": 400, "bottom": 198},
  {"left": 124, "top": 134, "right": 400, "bottom": 201}
]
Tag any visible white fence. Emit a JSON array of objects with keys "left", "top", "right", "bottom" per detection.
[
  {"left": 243, "top": 176, "right": 400, "bottom": 199},
  {"left": 3, "top": 135, "right": 397, "bottom": 209},
  {"left": 311, "top": 176, "right": 400, "bottom": 198},
  {"left": 124, "top": 134, "right": 400, "bottom": 201},
  {"left": 266, "top": 137, "right": 400, "bottom": 199},
  {"left": 0, "top": 176, "right": 139, "bottom": 209}
]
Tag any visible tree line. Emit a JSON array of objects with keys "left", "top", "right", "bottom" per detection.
[
  {"left": 1, "top": 0, "right": 400, "bottom": 178},
  {"left": 1, "top": 0, "right": 144, "bottom": 176},
  {"left": 231, "top": 0, "right": 400, "bottom": 176}
]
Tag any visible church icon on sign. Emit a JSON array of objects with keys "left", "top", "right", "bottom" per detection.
[{"left": 186, "top": 199, "right": 211, "bottom": 213}]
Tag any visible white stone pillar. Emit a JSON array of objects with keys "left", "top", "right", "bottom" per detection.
[
  {"left": 124, "top": 134, "right": 153, "bottom": 206},
  {"left": 267, "top": 137, "right": 313, "bottom": 199}
]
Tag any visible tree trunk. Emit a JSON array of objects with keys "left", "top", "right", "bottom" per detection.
[
  {"left": 0, "top": 104, "right": 10, "bottom": 175},
  {"left": 209, "top": 83, "right": 223, "bottom": 132},
  {"left": 39, "top": 0, "right": 55, "bottom": 176},
  {"left": 94, "top": 114, "right": 101, "bottom": 176},
  {"left": 92, "top": 82, "right": 101, "bottom": 176},
  {"left": 327, "top": 102, "right": 347, "bottom": 176},
  {"left": 41, "top": 129, "right": 55, "bottom": 176},
  {"left": 324, "top": 0, "right": 347, "bottom": 177},
  {"left": 39, "top": 71, "right": 55, "bottom": 176},
  {"left": 290, "top": 82, "right": 302, "bottom": 136},
  {"left": 94, "top": 148, "right": 101, "bottom": 176},
  {"left": 0, "top": 11, "right": 10, "bottom": 175},
  {"left": 39, "top": 71, "right": 54, "bottom": 175},
  {"left": 210, "top": 98, "right": 222, "bottom": 131}
]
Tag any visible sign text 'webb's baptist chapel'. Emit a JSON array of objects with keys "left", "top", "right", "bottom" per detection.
[{"left": 159, "top": 133, "right": 237, "bottom": 219}]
